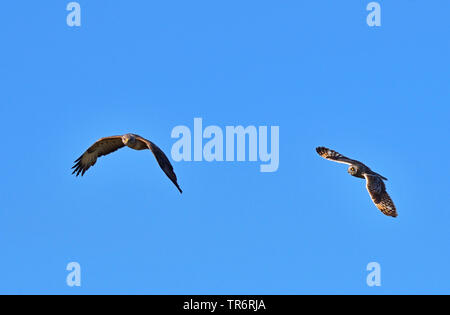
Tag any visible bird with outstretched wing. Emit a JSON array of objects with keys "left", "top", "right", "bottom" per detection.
[
  {"left": 316, "top": 146, "right": 397, "bottom": 217},
  {"left": 72, "top": 134, "right": 182, "bottom": 193}
]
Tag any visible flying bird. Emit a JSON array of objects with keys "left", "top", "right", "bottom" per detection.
[
  {"left": 316, "top": 146, "right": 397, "bottom": 217},
  {"left": 72, "top": 134, "right": 182, "bottom": 193}
]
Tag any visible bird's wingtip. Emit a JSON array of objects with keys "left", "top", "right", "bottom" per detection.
[{"left": 316, "top": 146, "right": 328, "bottom": 156}]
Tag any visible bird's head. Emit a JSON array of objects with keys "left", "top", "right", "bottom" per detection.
[
  {"left": 122, "top": 134, "right": 136, "bottom": 146},
  {"left": 348, "top": 165, "right": 359, "bottom": 177}
]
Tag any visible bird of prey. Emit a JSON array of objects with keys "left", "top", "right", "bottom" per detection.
[
  {"left": 72, "top": 134, "right": 182, "bottom": 193},
  {"left": 316, "top": 146, "right": 397, "bottom": 217}
]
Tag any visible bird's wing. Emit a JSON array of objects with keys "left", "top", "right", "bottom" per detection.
[
  {"left": 316, "top": 146, "right": 366, "bottom": 167},
  {"left": 136, "top": 136, "right": 183, "bottom": 193},
  {"left": 364, "top": 174, "right": 397, "bottom": 217},
  {"left": 72, "top": 136, "right": 125, "bottom": 176}
]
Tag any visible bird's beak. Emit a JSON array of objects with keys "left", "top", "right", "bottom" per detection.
[{"left": 124, "top": 138, "right": 128, "bottom": 144}]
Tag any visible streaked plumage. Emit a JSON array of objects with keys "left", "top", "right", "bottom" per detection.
[
  {"left": 72, "top": 134, "right": 182, "bottom": 193},
  {"left": 316, "top": 146, "right": 396, "bottom": 217}
]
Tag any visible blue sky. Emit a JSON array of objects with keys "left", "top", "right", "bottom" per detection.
[{"left": 0, "top": 1, "right": 449, "bottom": 294}]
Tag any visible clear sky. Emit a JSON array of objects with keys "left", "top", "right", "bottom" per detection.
[{"left": 0, "top": 1, "right": 449, "bottom": 294}]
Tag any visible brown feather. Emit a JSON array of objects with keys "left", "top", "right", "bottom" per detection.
[
  {"left": 316, "top": 146, "right": 367, "bottom": 167},
  {"left": 72, "top": 136, "right": 125, "bottom": 177},
  {"left": 364, "top": 174, "right": 397, "bottom": 218},
  {"left": 135, "top": 135, "right": 183, "bottom": 194}
]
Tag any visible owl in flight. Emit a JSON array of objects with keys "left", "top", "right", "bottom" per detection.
[
  {"left": 316, "top": 147, "right": 397, "bottom": 217},
  {"left": 72, "top": 134, "right": 182, "bottom": 193}
]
